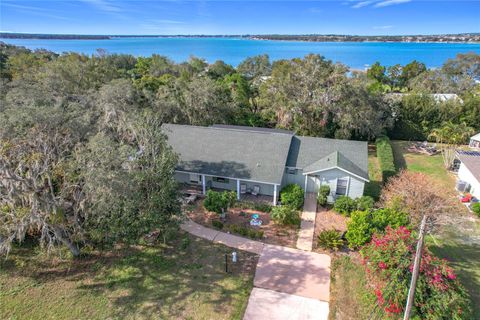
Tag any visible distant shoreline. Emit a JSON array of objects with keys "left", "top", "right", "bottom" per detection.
[{"left": 1, "top": 32, "right": 480, "bottom": 43}]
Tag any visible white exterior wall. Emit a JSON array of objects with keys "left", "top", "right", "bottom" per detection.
[
  {"left": 458, "top": 163, "right": 480, "bottom": 198},
  {"left": 285, "top": 168, "right": 365, "bottom": 199}
]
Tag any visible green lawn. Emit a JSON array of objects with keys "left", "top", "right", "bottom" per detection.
[
  {"left": 0, "top": 233, "right": 257, "bottom": 320},
  {"left": 390, "top": 140, "right": 480, "bottom": 318},
  {"left": 364, "top": 144, "right": 382, "bottom": 200},
  {"left": 328, "top": 256, "right": 374, "bottom": 320}
]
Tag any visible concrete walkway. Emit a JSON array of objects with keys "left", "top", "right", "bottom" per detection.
[
  {"left": 180, "top": 219, "right": 330, "bottom": 319},
  {"left": 243, "top": 288, "right": 329, "bottom": 320},
  {"left": 296, "top": 193, "right": 318, "bottom": 251},
  {"left": 181, "top": 220, "right": 264, "bottom": 254}
]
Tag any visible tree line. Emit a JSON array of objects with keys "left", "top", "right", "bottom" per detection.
[{"left": 0, "top": 43, "right": 479, "bottom": 256}]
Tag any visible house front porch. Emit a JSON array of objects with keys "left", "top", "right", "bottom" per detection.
[{"left": 177, "top": 170, "right": 279, "bottom": 205}]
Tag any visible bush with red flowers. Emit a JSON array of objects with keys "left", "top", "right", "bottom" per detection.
[{"left": 361, "top": 226, "right": 471, "bottom": 319}]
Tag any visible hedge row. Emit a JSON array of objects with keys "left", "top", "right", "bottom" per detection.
[{"left": 375, "top": 135, "right": 396, "bottom": 182}]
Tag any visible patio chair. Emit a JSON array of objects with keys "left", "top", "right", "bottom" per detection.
[
  {"left": 240, "top": 183, "right": 247, "bottom": 194},
  {"left": 251, "top": 185, "right": 260, "bottom": 196}
]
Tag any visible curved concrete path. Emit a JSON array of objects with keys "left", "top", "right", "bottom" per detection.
[{"left": 180, "top": 219, "right": 330, "bottom": 320}]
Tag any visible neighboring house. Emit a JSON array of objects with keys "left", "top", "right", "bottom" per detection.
[
  {"left": 386, "top": 93, "right": 463, "bottom": 104},
  {"left": 162, "top": 124, "right": 369, "bottom": 205},
  {"left": 469, "top": 133, "right": 480, "bottom": 150},
  {"left": 456, "top": 150, "right": 480, "bottom": 198}
]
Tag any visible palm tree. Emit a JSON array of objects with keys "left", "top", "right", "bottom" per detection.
[{"left": 429, "top": 122, "right": 475, "bottom": 169}]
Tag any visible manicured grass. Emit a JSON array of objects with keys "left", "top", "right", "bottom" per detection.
[
  {"left": 391, "top": 140, "right": 480, "bottom": 318},
  {"left": 328, "top": 255, "right": 374, "bottom": 320},
  {"left": 364, "top": 144, "right": 382, "bottom": 200},
  {"left": 0, "top": 233, "right": 257, "bottom": 320},
  {"left": 390, "top": 140, "right": 455, "bottom": 187}
]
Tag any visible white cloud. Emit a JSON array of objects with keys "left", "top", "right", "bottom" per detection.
[
  {"left": 81, "top": 0, "right": 122, "bottom": 13},
  {"left": 350, "top": 0, "right": 412, "bottom": 9},
  {"left": 352, "top": 1, "right": 376, "bottom": 9},
  {"left": 374, "top": 0, "right": 412, "bottom": 8},
  {"left": 2, "top": 3, "right": 71, "bottom": 20},
  {"left": 151, "top": 19, "right": 184, "bottom": 24},
  {"left": 373, "top": 25, "right": 394, "bottom": 29}
]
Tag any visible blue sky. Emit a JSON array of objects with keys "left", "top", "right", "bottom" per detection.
[{"left": 1, "top": 1, "right": 479, "bottom": 35}]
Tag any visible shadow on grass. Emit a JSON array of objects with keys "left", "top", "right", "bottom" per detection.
[
  {"left": 391, "top": 141, "right": 408, "bottom": 171},
  {"left": 430, "top": 242, "right": 480, "bottom": 319},
  {"left": 1, "top": 234, "right": 258, "bottom": 319}
]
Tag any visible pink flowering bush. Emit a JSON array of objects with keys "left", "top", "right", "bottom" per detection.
[{"left": 361, "top": 226, "right": 471, "bottom": 319}]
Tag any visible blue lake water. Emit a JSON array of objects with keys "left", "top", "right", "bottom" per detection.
[{"left": 2, "top": 37, "right": 480, "bottom": 69}]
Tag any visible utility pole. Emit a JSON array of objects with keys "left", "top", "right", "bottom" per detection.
[{"left": 403, "top": 215, "right": 427, "bottom": 320}]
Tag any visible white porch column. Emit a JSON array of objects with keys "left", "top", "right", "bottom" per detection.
[
  {"left": 202, "top": 175, "right": 206, "bottom": 195},
  {"left": 236, "top": 179, "right": 241, "bottom": 200},
  {"left": 304, "top": 175, "right": 308, "bottom": 197},
  {"left": 273, "top": 184, "right": 278, "bottom": 206}
]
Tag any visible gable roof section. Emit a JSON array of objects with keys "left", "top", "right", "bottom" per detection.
[
  {"left": 162, "top": 124, "right": 293, "bottom": 185},
  {"left": 471, "top": 133, "right": 480, "bottom": 142},
  {"left": 287, "top": 136, "right": 369, "bottom": 181}
]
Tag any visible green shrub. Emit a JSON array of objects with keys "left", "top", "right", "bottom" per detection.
[
  {"left": 228, "top": 224, "right": 263, "bottom": 239},
  {"left": 317, "top": 185, "right": 331, "bottom": 206},
  {"left": 334, "top": 196, "right": 356, "bottom": 216},
  {"left": 376, "top": 135, "right": 396, "bottom": 182},
  {"left": 371, "top": 208, "right": 409, "bottom": 230},
  {"left": 270, "top": 205, "right": 300, "bottom": 225},
  {"left": 345, "top": 207, "right": 409, "bottom": 248},
  {"left": 355, "top": 196, "right": 375, "bottom": 211},
  {"left": 472, "top": 203, "right": 480, "bottom": 217},
  {"left": 345, "top": 211, "right": 373, "bottom": 248},
  {"left": 234, "top": 200, "right": 272, "bottom": 213},
  {"left": 247, "top": 228, "right": 264, "bottom": 239},
  {"left": 212, "top": 220, "right": 224, "bottom": 230},
  {"left": 317, "top": 229, "right": 344, "bottom": 251},
  {"left": 254, "top": 202, "right": 273, "bottom": 213},
  {"left": 280, "top": 184, "right": 304, "bottom": 209},
  {"left": 204, "top": 190, "right": 236, "bottom": 214}
]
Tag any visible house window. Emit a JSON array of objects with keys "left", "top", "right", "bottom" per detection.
[
  {"left": 189, "top": 173, "right": 200, "bottom": 183},
  {"left": 213, "top": 177, "right": 229, "bottom": 183},
  {"left": 336, "top": 178, "right": 348, "bottom": 196}
]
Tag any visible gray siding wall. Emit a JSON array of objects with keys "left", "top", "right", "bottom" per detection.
[
  {"left": 174, "top": 171, "right": 275, "bottom": 196},
  {"left": 283, "top": 168, "right": 365, "bottom": 199},
  {"left": 282, "top": 168, "right": 305, "bottom": 188}
]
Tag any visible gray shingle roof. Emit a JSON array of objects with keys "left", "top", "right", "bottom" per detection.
[
  {"left": 458, "top": 153, "right": 480, "bottom": 182},
  {"left": 287, "top": 136, "right": 369, "bottom": 180},
  {"left": 162, "top": 124, "right": 293, "bottom": 184},
  {"left": 210, "top": 124, "right": 294, "bottom": 135}
]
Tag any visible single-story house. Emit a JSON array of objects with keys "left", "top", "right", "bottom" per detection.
[
  {"left": 469, "top": 133, "right": 480, "bottom": 150},
  {"left": 456, "top": 150, "right": 480, "bottom": 198},
  {"left": 162, "top": 124, "right": 369, "bottom": 205}
]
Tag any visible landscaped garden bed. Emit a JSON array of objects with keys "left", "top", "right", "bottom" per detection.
[
  {"left": 312, "top": 206, "right": 348, "bottom": 255},
  {"left": 186, "top": 198, "right": 299, "bottom": 248}
]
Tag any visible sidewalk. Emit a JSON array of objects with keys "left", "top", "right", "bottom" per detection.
[
  {"left": 180, "top": 219, "right": 330, "bottom": 320},
  {"left": 296, "top": 193, "right": 318, "bottom": 251}
]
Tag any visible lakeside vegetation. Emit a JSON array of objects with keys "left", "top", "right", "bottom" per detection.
[
  {"left": 2, "top": 32, "right": 480, "bottom": 43},
  {"left": 1, "top": 42, "right": 479, "bottom": 319}
]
